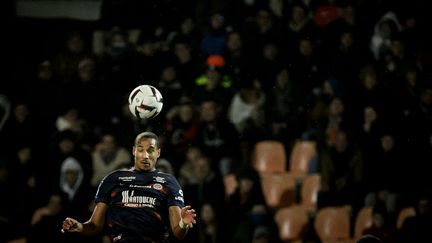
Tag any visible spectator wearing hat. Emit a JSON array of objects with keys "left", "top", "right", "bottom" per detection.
[{"left": 192, "top": 55, "right": 235, "bottom": 109}]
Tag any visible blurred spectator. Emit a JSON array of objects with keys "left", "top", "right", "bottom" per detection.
[
  {"left": 227, "top": 78, "right": 266, "bottom": 140},
  {"left": 359, "top": 106, "right": 382, "bottom": 149},
  {"left": 226, "top": 166, "right": 266, "bottom": 225},
  {"left": 90, "top": 132, "right": 131, "bottom": 188},
  {"left": 363, "top": 133, "right": 405, "bottom": 218},
  {"left": 252, "top": 225, "right": 275, "bottom": 243},
  {"left": 132, "top": 37, "right": 162, "bottom": 85},
  {"left": 369, "top": 11, "right": 401, "bottom": 61},
  {"left": 52, "top": 31, "right": 91, "bottom": 84},
  {"left": 223, "top": 30, "right": 250, "bottom": 85},
  {"left": 250, "top": 41, "right": 284, "bottom": 91},
  {"left": 157, "top": 63, "right": 183, "bottom": 111},
  {"left": 281, "top": 3, "right": 319, "bottom": 55},
  {"left": 195, "top": 99, "right": 242, "bottom": 175},
  {"left": 59, "top": 157, "right": 95, "bottom": 219},
  {"left": 163, "top": 96, "right": 200, "bottom": 167},
  {"left": 58, "top": 56, "right": 109, "bottom": 125},
  {"left": 55, "top": 106, "right": 87, "bottom": 136},
  {"left": 353, "top": 64, "right": 396, "bottom": 123},
  {"left": 182, "top": 154, "right": 226, "bottom": 215},
  {"left": 399, "top": 84, "right": 432, "bottom": 198},
  {"left": 227, "top": 78, "right": 266, "bottom": 163},
  {"left": 28, "top": 60, "right": 62, "bottom": 125},
  {"left": 200, "top": 13, "right": 229, "bottom": 56},
  {"left": 36, "top": 130, "right": 93, "bottom": 198},
  {"left": 54, "top": 106, "right": 95, "bottom": 151},
  {"left": 326, "top": 29, "right": 373, "bottom": 101},
  {"left": 186, "top": 201, "right": 228, "bottom": 243},
  {"left": 170, "top": 40, "right": 201, "bottom": 89},
  {"left": 265, "top": 67, "right": 307, "bottom": 148},
  {"left": 155, "top": 158, "right": 174, "bottom": 175},
  {"left": 242, "top": 8, "right": 282, "bottom": 57},
  {"left": 178, "top": 145, "right": 204, "bottom": 186},
  {"left": 28, "top": 192, "right": 67, "bottom": 243},
  {"left": 192, "top": 54, "right": 235, "bottom": 107},
  {"left": 99, "top": 26, "right": 139, "bottom": 94},
  {"left": 167, "top": 16, "right": 202, "bottom": 57},
  {"left": 0, "top": 102, "right": 38, "bottom": 157},
  {"left": 398, "top": 13, "right": 422, "bottom": 62},
  {"left": 397, "top": 65, "right": 425, "bottom": 115},
  {"left": 313, "top": 3, "right": 341, "bottom": 28},
  {"left": 8, "top": 143, "right": 38, "bottom": 221},
  {"left": 397, "top": 196, "right": 432, "bottom": 242},
  {"left": 316, "top": 96, "right": 355, "bottom": 148},
  {"left": 318, "top": 129, "right": 365, "bottom": 214},
  {"left": 289, "top": 37, "right": 326, "bottom": 99},
  {"left": 231, "top": 204, "right": 280, "bottom": 243},
  {"left": 28, "top": 190, "right": 102, "bottom": 243},
  {"left": 362, "top": 200, "right": 397, "bottom": 243}
]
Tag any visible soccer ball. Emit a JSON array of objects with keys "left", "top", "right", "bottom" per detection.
[{"left": 128, "top": 84, "right": 163, "bottom": 119}]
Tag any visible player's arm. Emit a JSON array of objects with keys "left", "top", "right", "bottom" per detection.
[
  {"left": 62, "top": 202, "right": 108, "bottom": 235},
  {"left": 169, "top": 205, "right": 197, "bottom": 239}
]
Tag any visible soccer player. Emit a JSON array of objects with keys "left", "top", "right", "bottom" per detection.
[{"left": 61, "top": 131, "right": 197, "bottom": 242}]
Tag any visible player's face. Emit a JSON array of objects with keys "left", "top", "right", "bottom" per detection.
[{"left": 133, "top": 138, "right": 160, "bottom": 172}]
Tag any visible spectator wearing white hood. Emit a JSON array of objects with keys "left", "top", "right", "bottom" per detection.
[
  {"left": 59, "top": 156, "right": 95, "bottom": 220},
  {"left": 60, "top": 157, "right": 84, "bottom": 202},
  {"left": 369, "top": 11, "right": 402, "bottom": 61}
]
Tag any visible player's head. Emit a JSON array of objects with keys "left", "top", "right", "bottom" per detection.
[
  {"left": 133, "top": 132, "right": 161, "bottom": 172},
  {"left": 134, "top": 131, "right": 160, "bottom": 147}
]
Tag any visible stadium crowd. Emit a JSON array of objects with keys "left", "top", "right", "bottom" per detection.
[{"left": 1, "top": 0, "right": 431, "bottom": 242}]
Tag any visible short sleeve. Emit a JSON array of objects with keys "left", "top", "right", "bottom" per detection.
[
  {"left": 166, "top": 174, "right": 185, "bottom": 208},
  {"left": 94, "top": 172, "right": 117, "bottom": 204}
]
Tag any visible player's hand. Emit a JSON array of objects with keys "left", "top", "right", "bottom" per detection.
[
  {"left": 61, "top": 217, "right": 83, "bottom": 233},
  {"left": 180, "top": 205, "right": 197, "bottom": 228}
]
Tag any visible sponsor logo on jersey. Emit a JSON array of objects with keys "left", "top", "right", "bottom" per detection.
[
  {"left": 119, "top": 176, "right": 136, "bottom": 181},
  {"left": 121, "top": 190, "right": 156, "bottom": 208},
  {"left": 175, "top": 196, "right": 184, "bottom": 202},
  {"left": 153, "top": 176, "right": 166, "bottom": 183},
  {"left": 153, "top": 183, "right": 163, "bottom": 190},
  {"left": 176, "top": 189, "right": 184, "bottom": 202},
  {"left": 129, "top": 184, "right": 152, "bottom": 189}
]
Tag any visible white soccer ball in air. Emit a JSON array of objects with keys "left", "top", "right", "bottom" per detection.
[{"left": 128, "top": 84, "right": 163, "bottom": 119}]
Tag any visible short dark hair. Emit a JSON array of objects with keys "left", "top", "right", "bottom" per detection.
[{"left": 135, "top": 132, "right": 160, "bottom": 147}]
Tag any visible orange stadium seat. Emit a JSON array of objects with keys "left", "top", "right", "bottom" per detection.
[
  {"left": 299, "top": 173, "right": 321, "bottom": 213},
  {"left": 314, "top": 205, "right": 352, "bottom": 243},
  {"left": 289, "top": 140, "right": 317, "bottom": 180},
  {"left": 274, "top": 205, "right": 310, "bottom": 242},
  {"left": 396, "top": 207, "right": 416, "bottom": 229},
  {"left": 252, "top": 140, "right": 287, "bottom": 175},
  {"left": 260, "top": 172, "right": 296, "bottom": 210},
  {"left": 354, "top": 207, "right": 373, "bottom": 239}
]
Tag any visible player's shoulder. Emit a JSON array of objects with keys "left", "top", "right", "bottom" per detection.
[
  {"left": 156, "top": 170, "right": 175, "bottom": 178},
  {"left": 155, "top": 171, "right": 180, "bottom": 183},
  {"left": 103, "top": 167, "right": 135, "bottom": 180}
]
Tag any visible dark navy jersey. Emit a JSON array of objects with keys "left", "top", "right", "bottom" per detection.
[{"left": 95, "top": 167, "right": 185, "bottom": 243}]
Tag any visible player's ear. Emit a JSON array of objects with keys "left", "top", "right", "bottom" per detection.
[
  {"left": 156, "top": 148, "right": 161, "bottom": 158},
  {"left": 132, "top": 146, "right": 136, "bottom": 156}
]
